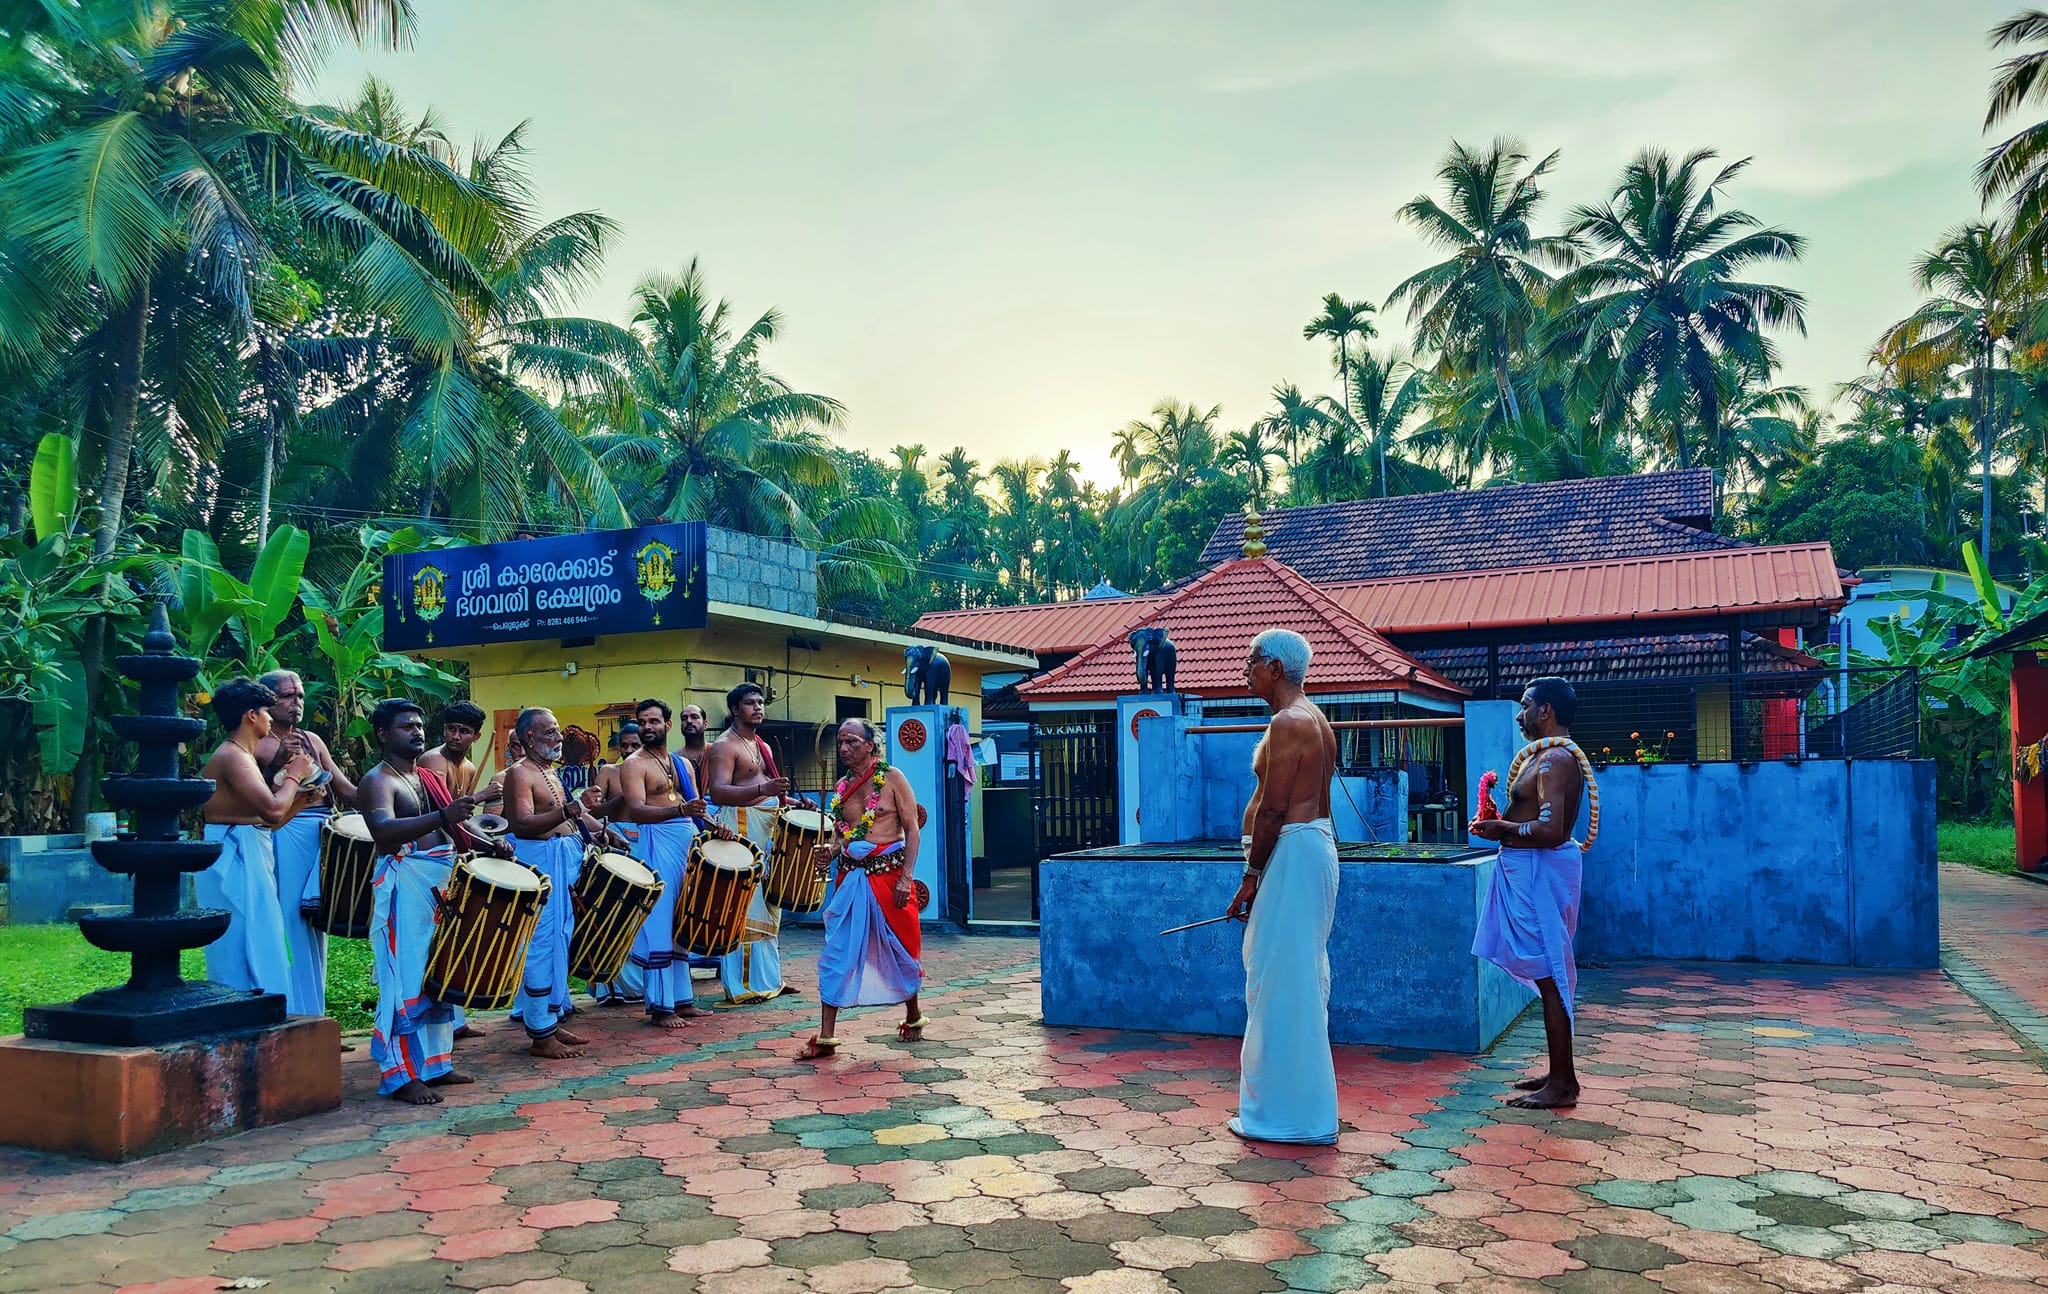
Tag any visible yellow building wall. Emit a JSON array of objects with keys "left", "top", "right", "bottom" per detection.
[
  {"left": 1695, "top": 685, "right": 1732, "bottom": 762},
  {"left": 430, "top": 613, "right": 995, "bottom": 857}
]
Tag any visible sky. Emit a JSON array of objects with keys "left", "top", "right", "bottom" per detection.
[{"left": 316, "top": 0, "right": 2018, "bottom": 486}]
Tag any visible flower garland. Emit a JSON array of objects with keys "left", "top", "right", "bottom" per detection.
[{"left": 828, "top": 761, "right": 890, "bottom": 843}]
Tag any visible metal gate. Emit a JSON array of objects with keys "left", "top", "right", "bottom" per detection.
[{"left": 1033, "top": 713, "right": 1119, "bottom": 862}]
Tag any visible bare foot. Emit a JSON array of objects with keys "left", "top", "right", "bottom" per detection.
[
  {"left": 1506, "top": 1083, "right": 1579, "bottom": 1109},
  {"left": 554, "top": 1027, "right": 590, "bottom": 1046},
  {"left": 389, "top": 1080, "right": 440, "bottom": 1105},
  {"left": 530, "top": 1035, "right": 585, "bottom": 1060},
  {"left": 795, "top": 1035, "right": 838, "bottom": 1061},
  {"left": 425, "top": 1070, "right": 475, "bottom": 1087},
  {"left": 647, "top": 1012, "right": 690, "bottom": 1030},
  {"left": 674, "top": 1002, "right": 708, "bottom": 1018},
  {"left": 1514, "top": 1073, "right": 1548, "bottom": 1091},
  {"left": 454, "top": 1023, "right": 485, "bottom": 1040}
]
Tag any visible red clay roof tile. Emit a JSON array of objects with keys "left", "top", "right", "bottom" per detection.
[{"left": 1015, "top": 559, "right": 1466, "bottom": 703}]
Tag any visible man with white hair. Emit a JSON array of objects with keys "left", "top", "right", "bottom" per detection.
[
  {"left": 1223, "top": 628, "right": 1340, "bottom": 1144},
  {"left": 254, "top": 668, "right": 355, "bottom": 1019}
]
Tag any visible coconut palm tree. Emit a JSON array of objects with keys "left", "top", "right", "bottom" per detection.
[
  {"left": 1544, "top": 149, "right": 1807, "bottom": 487},
  {"left": 1387, "top": 138, "right": 1572, "bottom": 424},
  {"left": 1303, "top": 293, "right": 1375, "bottom": 404},
  {"left": 1255, "top": 382, "right": 1331, "bottom": 484},
  {"left": 1219, "top": 426, "right": 1284, "bottom": 507},
  {"left": 988, "top": 458, "right": 1046, "bottom": 601},
  {"left": 1877, "top": 222, "right": 2027, "bottom": 570},
  {"left": 0, "top": 0, "right": 498, "bottom": 558},
  {"left": 587, "top": 259, "right": 846, "bottom": 539},
  {"left": 1981, "top": 9, "right": 2048, "bottom": 255}
]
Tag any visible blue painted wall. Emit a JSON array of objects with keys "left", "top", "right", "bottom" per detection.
[
  {"left": 1134, "top": 717, "right": 1403, "bottom": 844},
  {"left": 1464, "top": 700, "right": 1519, "bottom": 821},
  {"left": 1579, "top": 759, "right": 1937, "bottom": 968},
  {"left": 1041, "top": 855, "right": 1531, "bottom": 1051}
]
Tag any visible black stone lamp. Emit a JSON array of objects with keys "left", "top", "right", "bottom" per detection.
[{"left": 25, "top": 603, "right": 286, "bottom": 1046}]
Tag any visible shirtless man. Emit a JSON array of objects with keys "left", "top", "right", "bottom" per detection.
[
  {"left": 255, "top": 669, "right": 358, "bottom": 813},
  {"left": 357, "top": 698, "right": 506, "bottom": 1103},
  {"left": 505, "top": 707, "right": 624, "bottom": 1058},
  {"left": 420, "top": 700, "right": 489, "bottom": 799},
  {"left": 797, "top": 719, "right": 925, "bottom": 1060},
  {"left": 706, "top": 683, "right": 803, "bottom": 1002},
  {"left": 1222, "top": 630, "right": 1340, "bottom": 1145},
  {"left": 197, "top": 678, "right": 318, "bottom": 1001},
  {"left": 675, "top": 705, "right": 711, "bottom": 787},
  {"left": 1468, "top": 678, "right": 1590, "bottom": 1110},
  {"left": 620, "top": 699, "right": 727, "bottom": 1027},
  {"left": 420, "top": 699, "right": 495, "bottom": 1040},
  {"left": 580, "top": 722, "right": 641, "bottom": 819},
  {"left": 253, "top": 669, "right": 353, "bottom": 1018}
]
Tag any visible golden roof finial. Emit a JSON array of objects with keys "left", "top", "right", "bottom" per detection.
[{"left": 1241, "top": 508, "right": 1267, "bottom": 559}]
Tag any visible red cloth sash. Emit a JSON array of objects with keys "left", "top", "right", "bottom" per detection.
[{"left": 415, "top": 766, "right": 479, "bottom": 853}]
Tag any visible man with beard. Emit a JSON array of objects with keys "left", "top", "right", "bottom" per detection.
[
  {"left": 198, "top": 678, "right": 318, "bottom": 1004},
  {"left": 358, "top": 698, "right": 505, "bottom": 1104},
  {"left": 706, "top": 682, "right": 804, "bottom": 1004},
  {"left": 505, "top": 707, "right": 625, "bottom": 1059},
  {"left": 255, "top": 669, "right": 356, "bottom": 1018},
  {"left": 1468, "top": 677, "right": 1595, "bottom": 1110},
  {"left": 420, "top": 700, "right": 499, "bottom": 1040},
  {"left": 620, "top": 699, "right": 729, "bottom": 1028},
  {"left": 675, "top": 705, "right": 711, "bottom": 786}
]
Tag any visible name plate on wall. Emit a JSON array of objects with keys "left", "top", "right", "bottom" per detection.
[{"left": 384, "top": 522, "right": 709, "bottom": 650}]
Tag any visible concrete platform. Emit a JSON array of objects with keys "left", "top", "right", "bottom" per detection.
[
  {"left": 0, "top": 1016, "right": 341, "bottom": 1160},
  {"left": 1040, "top": 841, "right": 1533, "bottom": 1051}
]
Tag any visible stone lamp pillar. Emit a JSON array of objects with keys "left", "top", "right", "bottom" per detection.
[{"left": 0, "top": 603, "right": 340, "bottom": 1159}]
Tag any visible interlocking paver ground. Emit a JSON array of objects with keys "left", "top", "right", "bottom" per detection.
[{"left": 4, "top": 883, "right": 2048, "bottom": 1292}]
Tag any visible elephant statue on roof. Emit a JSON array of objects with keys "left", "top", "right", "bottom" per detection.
[
  {"left": 1129, "top": 627, "right": 1177, "bottom": 695},
  {"left": 904, "top": 645, "right": 951, "bottom": 706}
]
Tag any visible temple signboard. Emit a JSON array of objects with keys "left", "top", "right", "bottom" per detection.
[{"left": 384, "top": 522, "right": 709, "bottom": 651}]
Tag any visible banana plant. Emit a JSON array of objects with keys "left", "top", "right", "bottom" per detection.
[
  {"left": 300, "top": 526, "right": 463, "bottom": 755},
  {"left": 166, "top": 524, "right": 312, "bottom": 686},
  {"left": 1, "top": 435, "right": 150, "bottom": 771}
]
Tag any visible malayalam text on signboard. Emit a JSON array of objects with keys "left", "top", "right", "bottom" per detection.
[{"left": 383, "top": 522, "right": 709, "bottom": 651}]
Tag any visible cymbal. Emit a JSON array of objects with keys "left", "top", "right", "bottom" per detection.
[{"left": 469, "top": 813, "right": 510, "bottom": 840}]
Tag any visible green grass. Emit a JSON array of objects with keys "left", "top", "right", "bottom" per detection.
[
  {"left": 1938, "top": 820, "right": 2018, "bottom": 875},
  {"left": 1, "top": 923, "right": 377, "bottom": 1035}
]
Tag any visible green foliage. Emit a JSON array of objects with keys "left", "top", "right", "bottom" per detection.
[
  {"left": 299, "top": 526, "right": 463, "bottom": 758},
  {"left": 1744, "top": 433, "right": 1954, "bottom": 569},
  {"left": 1937, "top": 820, "right": 2018, "bottom": 875},
  {"left": 28, "top": 434, "right": 73, "bottom": 540},
  {"left": 1827, "top": 575, "right": 2012, "bottom": 818},
  {"left": 165, "top": 524, "right": 311, "bottom": 682}
]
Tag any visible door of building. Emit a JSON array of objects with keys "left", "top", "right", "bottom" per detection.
[{"left": 1033, "top": 712, "right": 1119, "bottom": 866}]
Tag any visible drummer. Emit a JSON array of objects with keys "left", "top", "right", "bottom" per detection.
[
  {"left": 420, "top": 699, "right": 497, "bottom": 1040},
  {"left": 505, "top": 707, "right": 626, "bottom": 1059},
  {"left": 797, "top": 718, "right": 926, "bottom": 1060},
  {"left": 619, "top": 699, "right": 732, "bottom": 1029},
  {"left": 705, "top": 683, "right": 805, "bottom": 1004},
  {"left": 358, "top": 698, "right": 506, "bottom": 1105},
  {"left": 197, "top": 678, "right": 318, "bottom": 1006},
  {"left": 584, "top": 721, "right": 644, "bottom": 1008},
  {"left": 254, "top": 669, "right": 355, "bottom": 1020}
]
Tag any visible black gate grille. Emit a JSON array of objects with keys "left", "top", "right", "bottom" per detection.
[{"left": 1034, "top": 713, "right": 1119, "bottom": 860}]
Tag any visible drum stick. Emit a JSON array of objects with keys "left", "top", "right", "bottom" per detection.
[{"left": 1158, "top": 914, "right": 1235, "bottom": 936}]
